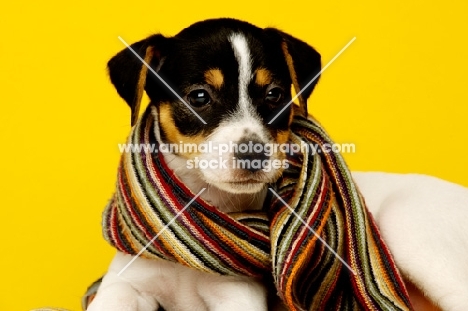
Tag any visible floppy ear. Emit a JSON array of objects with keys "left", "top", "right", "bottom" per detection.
[
  {"left": 264, "top": 28, "right": 321, "bottom": 117},
  {"left": 107, "top": 34, "right": 168, "bottom": 126}
]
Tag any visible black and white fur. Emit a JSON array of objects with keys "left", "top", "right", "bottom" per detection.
[{"left": 88, "top": 19, "right": 468, "bottom": 311}]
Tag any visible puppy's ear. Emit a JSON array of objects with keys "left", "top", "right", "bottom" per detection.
[
  {"left": 264, "top": 29, "right": 321, "bottom": 117},
  {"left": 107, "top": 34, "right": 168, "bottom": 126}
]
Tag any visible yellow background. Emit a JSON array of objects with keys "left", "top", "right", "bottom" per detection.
[{"left": 1, "top": 0, "right": 467, "bottom": 310}]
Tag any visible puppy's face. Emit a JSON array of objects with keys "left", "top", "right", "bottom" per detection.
[{"left": 108, "top": 19, "right": 321, "bottom": 194}]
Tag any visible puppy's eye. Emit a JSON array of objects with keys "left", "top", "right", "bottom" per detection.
[
  {"left": 187, "top": 89, "right": 211, "bottom": 107},
  {"left": 265, "top": 87, "right": 284, "bottom": 104}
]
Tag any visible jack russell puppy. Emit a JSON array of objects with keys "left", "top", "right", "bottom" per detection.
[{"left": 87, "top": 18, "right": 468, "bottom": 311}]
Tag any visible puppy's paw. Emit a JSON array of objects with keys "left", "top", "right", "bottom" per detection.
[
  {"left": 200, "top": 278, "right": 268, "bottom": 311},
  {"left": 86, "top": 281, "right": 159, "bottom": 311}
]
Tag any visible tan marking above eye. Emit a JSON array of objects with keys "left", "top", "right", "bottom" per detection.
[
  {"left": 204, "top": 69, "right": 224, "bottom": 89},
  {"left": 158, "top": 103, "right": 207, "bottom": 158},
  {"left": 255, "top": 68, "right": 272, "bottom": 86}
]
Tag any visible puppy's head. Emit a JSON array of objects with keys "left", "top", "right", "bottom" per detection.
[{"left": 108, "top": 18, "right": 321, "bottom": 194}]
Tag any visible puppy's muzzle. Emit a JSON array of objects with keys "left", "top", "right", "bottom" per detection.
[{"left": 234, "top": 139, "right": 269, "bottom": 173}]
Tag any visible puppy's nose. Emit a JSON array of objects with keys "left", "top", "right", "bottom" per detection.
[{"left": 234, "top": 139, "right": 269, "bottom": 172}]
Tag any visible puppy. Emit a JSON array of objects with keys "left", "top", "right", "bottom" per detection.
[{"left": 88, "top": 19, "right": 468, "bottom": 311}]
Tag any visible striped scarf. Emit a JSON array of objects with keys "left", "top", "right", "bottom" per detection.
[{"left": 102, "top": 108, "right": 413, "bottom": 311}]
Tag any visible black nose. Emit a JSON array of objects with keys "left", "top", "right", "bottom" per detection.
[{"left": 234, "top": 139, "right": 269, "bottom": 172}]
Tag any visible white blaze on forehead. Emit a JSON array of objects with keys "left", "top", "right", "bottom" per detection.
[
  {"left": 229, "top": 33, "right": 253, "bottom": 114},
  {"left": 226, "top": 32, "right": 269, "bottom": 143}
]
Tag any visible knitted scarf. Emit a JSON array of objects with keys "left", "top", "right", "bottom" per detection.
[{"left": 102, "top": 108, "right": 413, "bottom": 311}]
